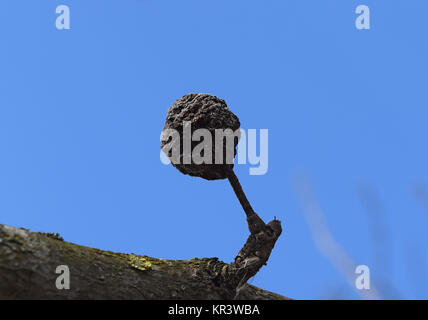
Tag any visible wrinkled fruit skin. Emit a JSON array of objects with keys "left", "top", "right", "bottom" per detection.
[{"left": 161, "top": 93, "right": 241, "bottom": 180}]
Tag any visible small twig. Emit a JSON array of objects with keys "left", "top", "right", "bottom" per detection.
[
  {"left": 226, "top": 166, "right": 256, "bottom": 218},
  {"left": 226, "top": 167, "right": 266, "bottom": 234}
]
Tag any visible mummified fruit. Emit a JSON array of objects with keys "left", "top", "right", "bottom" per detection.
[{"left": 161, "top": 93, "right": 241, "bottom": 180}]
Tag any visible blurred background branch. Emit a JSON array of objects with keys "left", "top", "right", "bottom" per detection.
[{"left": 293, "top": 174, "right": 381, "bottom": 300}]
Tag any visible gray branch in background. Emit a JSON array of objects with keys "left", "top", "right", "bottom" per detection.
[
  {"left": 293, "top": 174, "right": 382, "bottom": 300},
  {"left": 412, "top": 182, "right": 428, "bottom": 217}
]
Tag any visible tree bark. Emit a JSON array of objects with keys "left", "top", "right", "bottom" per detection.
[{"left": 0, "top": 224, "right": 287, "bottom": 300}]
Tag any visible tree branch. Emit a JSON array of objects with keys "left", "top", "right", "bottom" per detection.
[
  {"left": 225, "top": 167, "right": 283, "bottom": 295},
  {"left": 0, "top": 224, "right": 288, "bottom": 300}
]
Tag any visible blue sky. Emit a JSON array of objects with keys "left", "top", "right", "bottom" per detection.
[{"left": 1, "top": 0, "right": 428, "bottom": 299}]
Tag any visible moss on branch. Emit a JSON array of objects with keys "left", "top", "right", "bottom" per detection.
[{"left": 0, "top": 224, "right": 289, "bottom": 300}]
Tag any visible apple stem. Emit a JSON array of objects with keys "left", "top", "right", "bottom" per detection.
[{"left": 226, "top": 167, "right": 255, "bottom": 218}]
